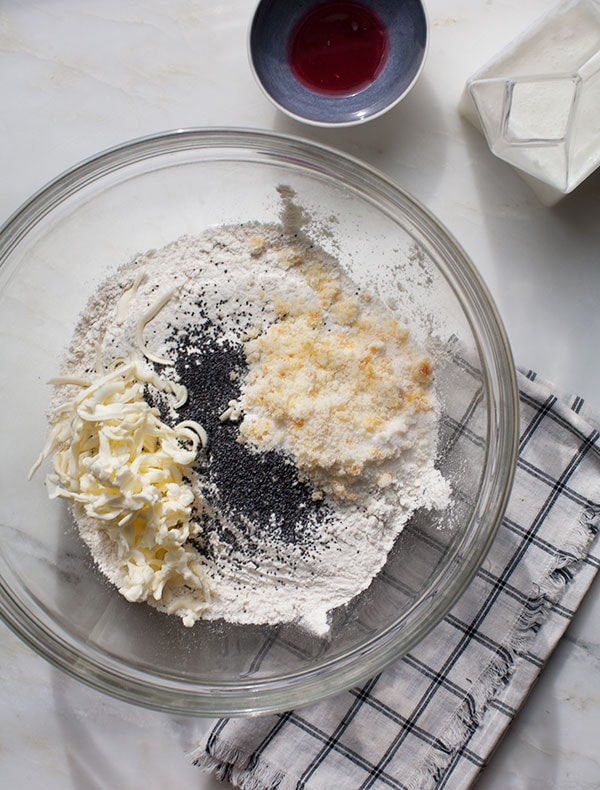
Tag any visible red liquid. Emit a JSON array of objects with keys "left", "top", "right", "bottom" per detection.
[{"left": 289, "top": 1, "right": 389, "bottom": 97}]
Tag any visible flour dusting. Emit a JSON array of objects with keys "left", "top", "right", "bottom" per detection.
[{"left": 33, "top": 190, "right": 450, "bottom": 635}]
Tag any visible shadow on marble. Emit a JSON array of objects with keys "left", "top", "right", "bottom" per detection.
[
  {"left": 548, "top": 167, "right": 600, "bottom": 224},
  {"left": 476, "top": 675, "right": 561, "bottom": 789},
  {"left": 459, "top": 114, "right": 600, "bottom": 271},
  {"left": 51, "top": 667, "right": 221, "bottom": 789},
  {"left": 272, "top": 75, "right": 447, "bottom": 203},
  {"left": 476, "top": 624, "right": 600, "bottom": 789},
  {"left": 458, "top": 113, "right": 600, "bottom": 397},
  {"left": 563, "top": 568, "right": 600, "bottom": 660}
]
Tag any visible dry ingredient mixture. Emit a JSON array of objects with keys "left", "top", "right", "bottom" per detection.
[{"left": 31, "top": 192, "right": 450, "bottom": 635}]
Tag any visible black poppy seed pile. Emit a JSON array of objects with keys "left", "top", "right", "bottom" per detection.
[{"left": 159, "top": 299, "right": 333, "bottom": 568}]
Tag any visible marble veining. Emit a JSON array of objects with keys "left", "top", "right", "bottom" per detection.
[{"left": 1, "top": 0, "right": 600, "bottom": 787}]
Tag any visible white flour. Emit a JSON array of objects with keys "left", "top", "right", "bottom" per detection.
[{"left": 42, "top": 205, "right": 450, "bottom": 635}]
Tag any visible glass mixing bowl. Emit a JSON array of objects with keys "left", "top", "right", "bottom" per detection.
[{"left": 0, "top": 129, "right": 518, "bottom": 716}]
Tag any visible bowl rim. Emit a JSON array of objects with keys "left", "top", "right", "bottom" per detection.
[
  {"left": 247, "top": 0, "right": 430, "bottom": 128},
  {"left": 0, "top": 128, "right": 519, "bottom": 715}
]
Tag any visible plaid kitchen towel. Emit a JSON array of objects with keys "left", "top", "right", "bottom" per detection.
[{"left": 191, "top": 368, "right": 600, "bottom": 788}]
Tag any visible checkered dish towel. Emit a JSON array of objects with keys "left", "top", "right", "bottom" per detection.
[{"left": 191, "top": 369, "right": 600, "bottom": 788}]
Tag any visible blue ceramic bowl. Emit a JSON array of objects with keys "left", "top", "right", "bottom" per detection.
[{"left": 249, "top": 0, "right": 429, "bottom": 127}]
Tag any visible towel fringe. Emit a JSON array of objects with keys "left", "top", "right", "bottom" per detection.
[
  {"left": 189, "top": 740, "right": 290, "bottom": 789},
  {"left": 407, "top": 505, "right": 600, "bottom": 790}
]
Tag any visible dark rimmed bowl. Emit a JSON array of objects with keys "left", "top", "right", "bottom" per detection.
[{"left": 249, "top": 0, "right": 429, "bottom": 126}]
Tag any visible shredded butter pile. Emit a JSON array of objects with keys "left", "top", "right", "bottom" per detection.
[{"left": 30, "top": 357, "right": 212, "bottom": 625}]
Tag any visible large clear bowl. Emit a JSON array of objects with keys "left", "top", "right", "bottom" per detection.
[{"left": 0, "top": 129, "right": 518, "bottom": 716}]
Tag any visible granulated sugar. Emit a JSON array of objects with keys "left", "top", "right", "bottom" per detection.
[{"left": 34, "top": 202, "right": 450, "bottom": 635}]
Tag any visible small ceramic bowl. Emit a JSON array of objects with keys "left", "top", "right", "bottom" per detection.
[{"left": 249, "top": 0, "right": 429, "bottom": 127}]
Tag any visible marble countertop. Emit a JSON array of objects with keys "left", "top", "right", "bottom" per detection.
[{"left": 1, "top": 1, "right": 599, "bottom": 787}]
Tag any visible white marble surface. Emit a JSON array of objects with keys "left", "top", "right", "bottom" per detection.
[{"left": 1, "top": 0, "right": 599, "bottom": 787}]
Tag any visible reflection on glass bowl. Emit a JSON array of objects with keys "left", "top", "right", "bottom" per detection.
[{"left": 0, "top": 129, "right": 518, "bottom": 716}]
